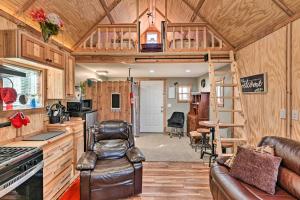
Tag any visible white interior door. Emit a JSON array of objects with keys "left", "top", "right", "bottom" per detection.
[{"left": 140, "top": 81, "right": 164, "bottom": 132}]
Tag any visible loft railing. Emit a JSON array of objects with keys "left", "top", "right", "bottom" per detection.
[
  {"left": 165, "top": 23, "right": 228, "bottom": 52},
  {"left": 76, "top": 24, "right": 138, "bottom": 52},
  {"left": 74, "top": 22, "right": 230, "bottom": 53}
]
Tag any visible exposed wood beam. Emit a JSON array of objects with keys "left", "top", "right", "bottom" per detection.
[
  {"left": 271, "top": 0, "right": 294, "bottom": 17},
  {"left": 16, "top": 0, "right": 37, "bottom": 14},
  {"left": 190, "top": 0, "right": 206, "bottom": 22},
  {"left": 155, "top": 8, "right": 172, "bottom": 23},
  {"left": 133, "top": 8, "right": 148, "bottom": 23},
  {"left": 73, "top": 0, "right": 121, "bottom": 50},
  {"left": 99, "top": 0, "right": 115, "bottom": 24},
  {"left": 235, "top": 11, "right": 300, "bottom": 50},
  {"left": 182, "top": 0, "right": 234, "bottom": 49}
]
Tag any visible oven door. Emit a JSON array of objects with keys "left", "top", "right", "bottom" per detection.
[{"left": 0, "top": 162, "right": 43, "bottom": 200}]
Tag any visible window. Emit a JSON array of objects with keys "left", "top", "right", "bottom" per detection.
[
  {"left": 146, "top": 32, "right": 158, "bottom": 43},
  {"left": 178, "top": 85, "right": 191, "bottom": 103},
  {"left": 1, "top": 66, "right": 43, "bottom": 111},
  {"left": 216, "top": 78, "right": 224, "bottom": 107},
  {"left": 111, "top": 93, "right": 121, "bottom": 110}
]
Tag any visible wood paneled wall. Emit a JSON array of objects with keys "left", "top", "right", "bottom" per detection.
[
  {"left": 291, "top": 19, "right": 300, "bottom": 141},
  {"left": 0, "top": 110, "right": 47, "bottom": 145},
  {"left": 97, "top": 81, "right": 131, "bottom": 122},
  {"left": 235, "top": 19, "right": 300, "bottom": 144}
]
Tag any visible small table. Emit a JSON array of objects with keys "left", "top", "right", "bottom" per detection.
[{"left": 199, "top": 121, "right": 234, "bottom": 166}]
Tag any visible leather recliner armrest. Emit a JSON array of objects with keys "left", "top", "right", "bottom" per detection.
[
  {"left": 126, "top": 147, "right": 146, "bottom": 163},
  {"left": 76, "top": 151, "right": 97, "bottom": 171}
]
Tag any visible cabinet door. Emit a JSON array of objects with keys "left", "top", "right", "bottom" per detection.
[
  {"left": 21, "top": 34, "right": 46, "bottom": 63},
  {"left": 65, "top": 55, "right": 75, "bottom": 97},
  {"left": 46, "top": 47, "right": 65, "bottom": 69},
  {"left": 47, "top": 68, "right": 64, "bottom": 99},
  {"left": 75, "top": 133, "right": 84, "bottom": 163}
]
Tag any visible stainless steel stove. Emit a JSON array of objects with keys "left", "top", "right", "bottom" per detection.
[{"left": 0, "top": 147, "right": 43, "bottom": 200}]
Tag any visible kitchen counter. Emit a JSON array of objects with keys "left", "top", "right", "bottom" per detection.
[
  {"left": 4, "top": 117, "right": 85, "bottom": 200},
  {"left": 4, "top": 131, "right": 72, "bottom": 148}
]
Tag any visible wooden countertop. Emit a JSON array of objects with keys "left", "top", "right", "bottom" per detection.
[
  {"left": 4, "top": 131, "right": 72, "bottom": 148},
  {"left": 46, "top": 118, "right": 85, "bottom": 128},
  {"left": 4, "top": 118, "right": 84, "bottom": 148}
]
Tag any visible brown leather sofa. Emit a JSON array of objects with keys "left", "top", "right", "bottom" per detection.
[
  {"left": 210, "top": 136, "right": 300, "bottom": 200},
  {"left": 76, "top": 120, "right": 145, "bottom": 200}
]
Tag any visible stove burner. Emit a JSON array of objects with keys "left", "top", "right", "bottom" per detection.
[{"left": 0, "top": 147, "right": 40, "bottom": 170}]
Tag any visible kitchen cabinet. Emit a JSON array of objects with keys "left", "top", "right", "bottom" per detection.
[
  {"left": 65, "top": 55, "right": 75, "bottom": 97},
  {"left": 47, "top": 68, "right": 65, "bottom": 99},
  {"left": 21, "top": 34, "right": 46, "bottom": 63},
  {"left": 47, "top": 119, "right": 85, "bottom": 177},
  {"left": 47, "top": 46, "right": 65, "bottom": 69},
  {"left": 0, "top": 30, "right": 66, "bottom": 69}
]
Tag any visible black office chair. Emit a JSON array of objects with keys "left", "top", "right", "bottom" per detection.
[{"left": 167, "top": 112, "right": 185, "bottom": 138}]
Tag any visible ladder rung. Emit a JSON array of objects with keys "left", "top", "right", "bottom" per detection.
[
  {"left": 214, "top": 83, "right": 237, "bottom": 87},
  {"left": 209, "top": 59, "right": 232, "bottom": 63},
  {"left": 214, "top": 109, "right": 243, "bottom": 113},
  {"left": 210, "top": 96, "right": 240, "bottom": 99},
  {"left": 214, "top": 70, "right": 235, "bottom": 75},
  {"left": 217, "top": 123, "right": 244, "bottom": 128},
  {"left": 220, "top": 138, "right": 247, "bottom": 143}
]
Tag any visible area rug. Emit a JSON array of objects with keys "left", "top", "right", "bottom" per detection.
[{"left": 59, "top": 177, "right": 80, "bottom": 200}]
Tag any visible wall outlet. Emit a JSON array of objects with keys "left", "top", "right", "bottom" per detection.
[
  {"left": 167, "top": 104, "right": 172, "bottom": 108},
  {"left": 292, "top": 110, "right": 299, "bottom": 121},
  {"left": 280, "top": 109, "right": 286, "bottom": 119}
]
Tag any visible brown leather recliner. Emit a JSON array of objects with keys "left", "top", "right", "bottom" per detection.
[
  {"left": 76, "top": 120, "right": 145, "bottom": 200},
  {"left": 210, "top": 136, "right": 300, "bottom": 200}
]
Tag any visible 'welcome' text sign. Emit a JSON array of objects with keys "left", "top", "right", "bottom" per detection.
[{"left": 240, "top": 73, "right": 267, "bottom": 93}]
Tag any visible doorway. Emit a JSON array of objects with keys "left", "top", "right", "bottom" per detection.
[{"left": 140, "top": 80, "right": 164, "bottom": 132}]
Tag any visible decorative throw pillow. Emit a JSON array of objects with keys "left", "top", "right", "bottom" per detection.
[
  {"left": 224, "top": 145, "right": 274, "bottom": 168},
  {"left": 229, "top": 146, "right": 282, "bottom": 195}
]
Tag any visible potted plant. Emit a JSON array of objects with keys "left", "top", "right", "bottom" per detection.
[{"left": 30, "top": 9, "right": 64, "bottom": 42}]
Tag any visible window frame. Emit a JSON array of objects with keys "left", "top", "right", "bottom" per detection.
[
  {"left": 177, "top": 85, "right": 191, "bottom": 103},
  {"left": 0, "top": 64, "right": 46, "bottom": 112}
]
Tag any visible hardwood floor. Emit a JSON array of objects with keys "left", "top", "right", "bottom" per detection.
[{"left": 128, "top": 162, "right": 212, "bottom": 200}]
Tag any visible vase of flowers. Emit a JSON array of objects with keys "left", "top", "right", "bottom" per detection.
[{"left": 30, "top": 9, "right": 64, "bottom": 42}]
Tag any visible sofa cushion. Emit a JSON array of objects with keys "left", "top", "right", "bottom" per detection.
[
  {"left": 90, "top": 157, "right": 134, "bottom": 188},
  {"left": 229, "top": 146, "right": 282, "bottom": 195},
  {"left": 210, "top": 163, "right": 296, "bottom": 200},
  {"left": 93, "top": 139, "right": 129, "bottom": 159},
  {"left": 224, "top": 145, "right": 274, "bottom": 168},
  {"left": 278, "top": 167, "right": 300, "bottom": 199},
  {"left": 258, "top": 136, "right": 300, "bottom": 176}
]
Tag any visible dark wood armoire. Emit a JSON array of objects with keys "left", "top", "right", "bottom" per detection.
[{"left": 187, "top": 92, "right": 210, "bottom": 135}]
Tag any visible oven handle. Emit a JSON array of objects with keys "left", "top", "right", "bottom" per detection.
[{"left": 0, "top": 161, "right": 44, "bottom": 198}]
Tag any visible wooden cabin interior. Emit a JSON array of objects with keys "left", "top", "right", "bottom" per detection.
[{"left": 0, "top": 0, "right": 300, "bottom": 199}]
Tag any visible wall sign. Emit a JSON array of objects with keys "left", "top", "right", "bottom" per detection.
[{"left": 240, "top": 73, "right": 267, "bottom": 93}]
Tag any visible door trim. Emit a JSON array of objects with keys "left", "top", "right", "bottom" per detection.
[{"left": 138, "top": 78, "right": 167, "bottom": 133}]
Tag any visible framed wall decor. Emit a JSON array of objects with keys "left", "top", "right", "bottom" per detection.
[{"left": 240, "top": 73, "right": 267, "bottom": 93}]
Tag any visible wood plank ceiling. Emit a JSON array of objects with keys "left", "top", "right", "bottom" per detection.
[{"left": 0, "top": 0, "right": 300, "bottom": 50}]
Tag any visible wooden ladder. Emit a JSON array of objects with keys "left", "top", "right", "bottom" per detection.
[{"left": 208, "top": 51, "right": 248, "bottom": 156}]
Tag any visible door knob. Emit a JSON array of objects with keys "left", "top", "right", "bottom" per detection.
[{"left": 161, "top": 106, "right": 164, "bottom": 112}]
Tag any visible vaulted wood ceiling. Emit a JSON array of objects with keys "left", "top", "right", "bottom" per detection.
[{"left": 1, "top": 0, "right": 300, "bottom": 50}]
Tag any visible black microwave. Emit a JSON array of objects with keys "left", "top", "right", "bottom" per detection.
[{"left": 67, "top": 99, "right": 92, "bottom": 112}]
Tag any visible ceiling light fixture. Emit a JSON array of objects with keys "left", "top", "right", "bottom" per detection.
[
  {"left": 185, "top": 69, "right": 191, "bottom": 73},
  {"left": 150, "top": 70, "right": 155, "bottom": 73},
  {"left": 96, "top": 71, "right": 108, "bottom": 76}
]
